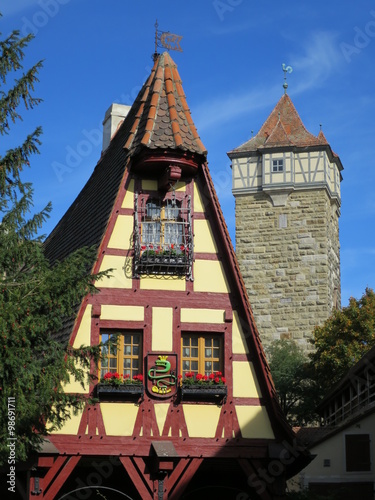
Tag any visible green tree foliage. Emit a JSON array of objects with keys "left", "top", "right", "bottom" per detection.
[
  {"left": 310, "top": 287, "right": 375, "bottom": 393},
  {"left": 268, "top": 289, "right": 375, "bottom": 426},
  {"left": 267, "top": 340, "right": 320, "bottom": 425},
  {"left": 0, "top": 25, "right": 108, "bottom": 466}
]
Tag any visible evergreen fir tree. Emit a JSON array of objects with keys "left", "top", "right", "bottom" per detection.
[{"left": 0, "top": 22, "right": 108, "bottom": 466}]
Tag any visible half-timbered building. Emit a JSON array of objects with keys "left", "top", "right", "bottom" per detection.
[
  {"left": 30, "top": 52, "right": 310, "bottom": 500},
  {"left": 229, "top": 92, "right": 344, "bottom": 353}
]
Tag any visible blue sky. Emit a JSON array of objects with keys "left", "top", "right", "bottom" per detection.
[{"left": 2, "top": 0, "right": 375, "bottom": 306}]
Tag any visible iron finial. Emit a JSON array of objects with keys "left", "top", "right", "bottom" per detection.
[{"left": 282, "top": 63, "right": 293, "bottom": 94}]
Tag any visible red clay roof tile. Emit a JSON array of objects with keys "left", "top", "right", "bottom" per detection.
[
  {"left": 123, "top": 52, "right": 207, "bottom": 156},
  {"left": 229, "top": 94, "right": 328, "bottom": 154}
]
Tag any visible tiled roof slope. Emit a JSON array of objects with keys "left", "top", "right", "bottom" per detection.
[
  {"left": 124, "top": 52, "right": 207, "bottom": 156},
  {"left": 44, "top": 52, "right": 206, "bottom": 348},
  {"left": 44, "top": 52, "right": 204, "bottom": 266},
  {"left": 229, "top": 93, "right": 329, "bottom": 154}
]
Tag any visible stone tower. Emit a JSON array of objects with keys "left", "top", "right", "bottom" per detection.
[{"left": 228, "top": 93, "right": 343, "bottom": 352}]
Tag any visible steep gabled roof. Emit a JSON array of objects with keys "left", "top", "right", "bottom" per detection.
[
  {"left": 229, "top": 93, "right": 330, "bottom": 154},
  {"left": 42, "top": 52, "right": 311, "bottom": 469},
  {"left": 44, "top": 52, "right": 206, "bottom": 265}
]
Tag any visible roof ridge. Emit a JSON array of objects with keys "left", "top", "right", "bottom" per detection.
[{"left": 264, "top": 117, "right": 292, "bottom": 147}]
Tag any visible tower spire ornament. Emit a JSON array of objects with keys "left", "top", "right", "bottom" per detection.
[
  {"left": 282, "top": 63, "right": 293, "bottom": 94},
  {"left": 153, "top": 19, "right": 183, "bottom": 59}
]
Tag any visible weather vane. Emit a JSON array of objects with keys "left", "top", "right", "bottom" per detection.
[
  {"left": 154, "top": 19, "right": 183, "bottom": 58},
  {"left": 282, "top": 63, "right": 293, "bottom": 94}
]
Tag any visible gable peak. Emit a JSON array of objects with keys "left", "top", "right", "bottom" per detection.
[{"left": 228, "top": 93, "right": 332, "bottom": 155}]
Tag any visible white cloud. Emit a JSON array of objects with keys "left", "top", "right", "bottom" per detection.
[
  {"left": 193, "top": 84, "right": 281, "bottom": 132},
  {"left": 289, "top": 31, "right": 343, "bottom": 92},
  {"left": 192, "top": 31, "right": 343, "bottom": 132}
]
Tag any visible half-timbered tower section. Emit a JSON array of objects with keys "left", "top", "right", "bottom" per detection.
[
  {"left": 229, "top": 94, "right": 343, "bottom": 353},
  {"left": 35, "top": 53, "right": 310, "bottom": 500}
]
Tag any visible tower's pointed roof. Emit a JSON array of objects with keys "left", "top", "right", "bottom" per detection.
[
  {"left": 124, "top": 52, "right": 207, "bottom": 157},
  {"left": 228, "top": 93, "right": 328, "bottom": 154}
]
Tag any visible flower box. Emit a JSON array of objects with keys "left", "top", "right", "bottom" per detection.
[
  {"left": 97, "top": 383, "right": 144, "bottom": 399},
  {"left": 180, "top": 385, "right": 227, "bottom": 403},
  {"left": 140, "top": 254, "right": 187, "bottom": 266}
]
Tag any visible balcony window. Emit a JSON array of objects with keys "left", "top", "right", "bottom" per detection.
[{"left": 134, "top": 194, "right": 193, "bottom": 278}]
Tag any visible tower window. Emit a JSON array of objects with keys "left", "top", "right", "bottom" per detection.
[{"left": 272, "top": 159, "right": 284, "bottom": 172}]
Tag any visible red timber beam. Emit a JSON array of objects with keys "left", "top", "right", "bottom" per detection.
[
  {"left": 167, "top": 458, "right": 203, "bottom": 500},
  {"left": 29, "top": 455, "right": 81, "bottom": 500},
  {"left": 119, "top": 456, "right": 203, "bottom": 500},
  {"left": 119, "top": 457, "right": 153, "bottom": 499}
]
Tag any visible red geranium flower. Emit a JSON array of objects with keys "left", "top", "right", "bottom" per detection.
[{"left": 214, "top": 377, "right": 220, "bottom": 384}]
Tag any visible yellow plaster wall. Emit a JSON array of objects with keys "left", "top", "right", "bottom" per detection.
[
  {"left": 107, "top": 215, "right": 133, "bottom": 250},
  {"left": 193, "top": 260, "right": 231, "bottom": 293},
  {"left": 193, "top": 182, "right": 205, "bottom": 213},
  {"left": 233, "top": 361, "right": 262, "bottom": 398},
  {"left": 62, "top": 305, "right": 92, "bottom": 394},
  {"left": 52, "top": 407, "right": 83, "bottom": 435},
  {"left": 183, "top": 405, "right": 221, "bottom": 438},
  {"left": 98, "top": 255, "right": 132, "bottom": 289},
  {"left": 101, "top": 403, "right": 139, "bottom": 436},
  {"left": 154, "top": 403, "right": 170, "bottom": 436},
  {"left": 121, "top": 179, "right": 135, "bottom": 209},
  {"left": 170, "top": 181, "right": 186, "bottom": 192},
  {"left": 72, "top": 305, "right": 91, "bottom": 348},
  {"left": 232, "top": 311, "right": 249, "bottom": 354},
  {"left": 142, "top": 179, "right": 158, "bottom": 191},
  {"left": 101, "top": 305, "right": 144, "bottom": 322},
  {"left": 193, "top": 219, "right": 218, "bottom": 254},
  {"left": 140, "top": 276, "right": 185, "bottom": 291},
  {"left": 236, "top": 406, "right": 274, "bottom": 439},
  {"left": 63, "top": 361, "right": 89, "bottom": 394},
  {"left": 180, "top": 308, "right": 224, "bottom": 324},
  {"left": 152, "top": 307, "right": 173, "bottom": 351}
]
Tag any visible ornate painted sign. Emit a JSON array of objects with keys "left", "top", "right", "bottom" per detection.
[{"left": 146, "top": 354, "right": 177, "bottom": 398}]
